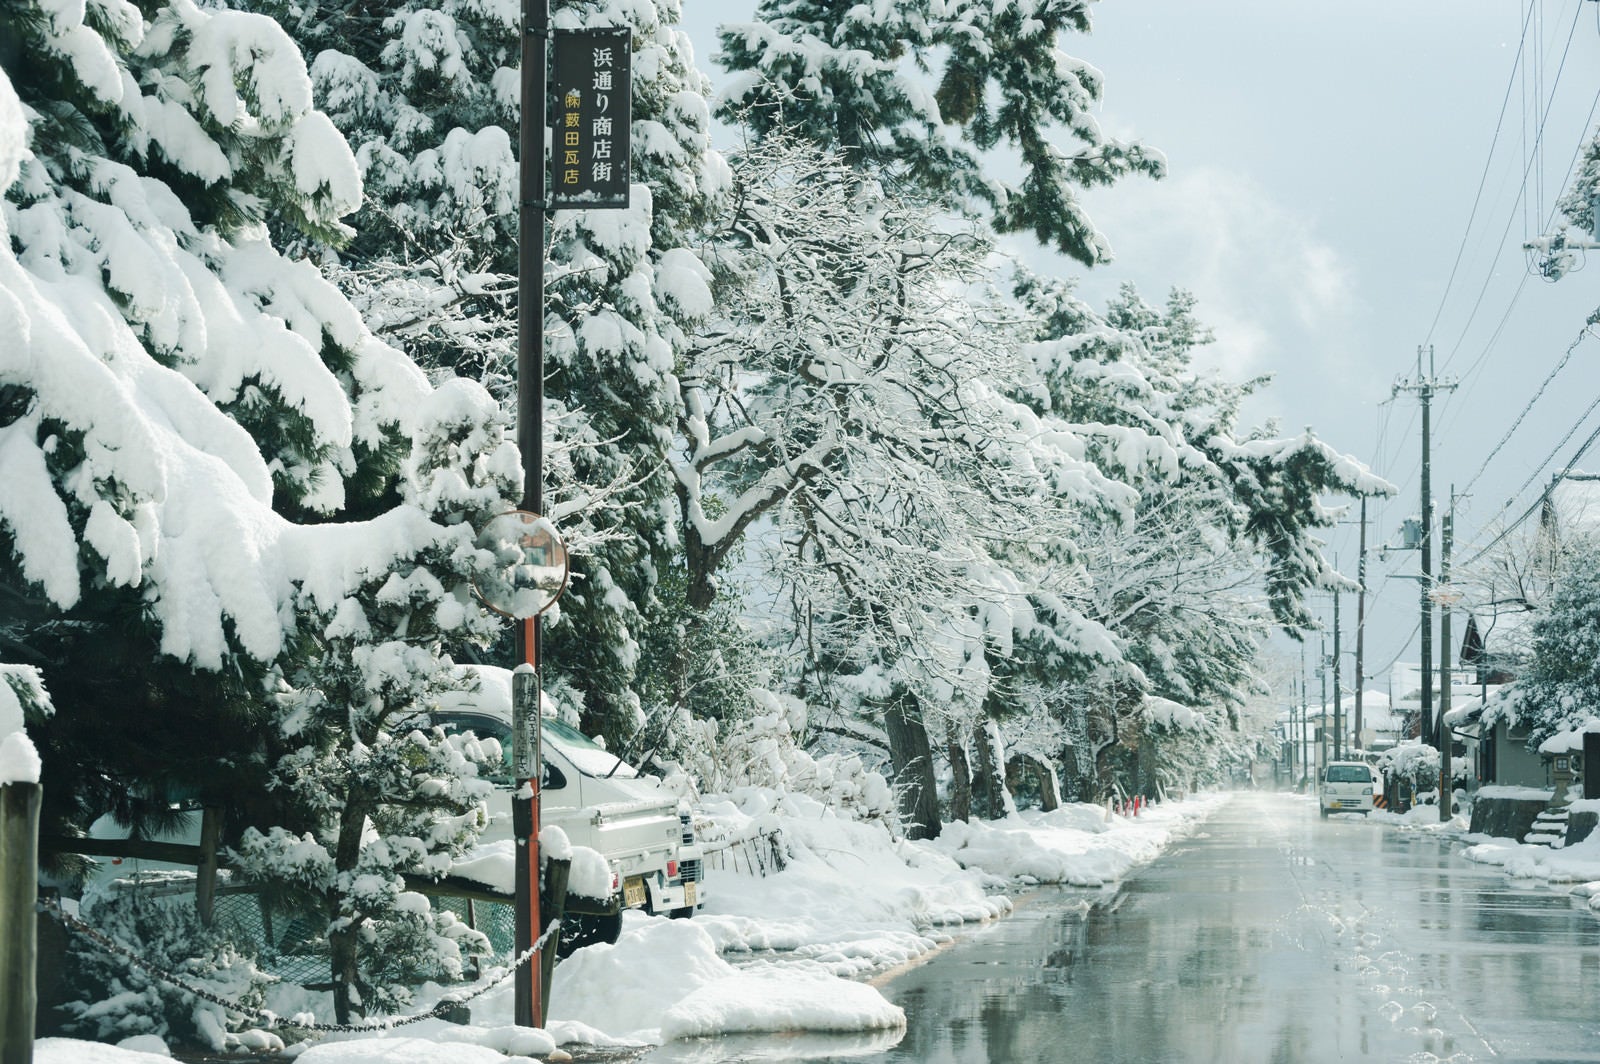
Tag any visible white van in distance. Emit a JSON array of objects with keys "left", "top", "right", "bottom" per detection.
[{"left": 1320, "top": 760, "right": 1377, "bottom": 817}]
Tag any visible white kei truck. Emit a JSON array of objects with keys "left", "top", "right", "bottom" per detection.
[{"left": 433, "top": 665, "right": 703, "bottom": 949}]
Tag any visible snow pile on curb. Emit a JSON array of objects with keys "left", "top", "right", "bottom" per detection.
[
  {"left": 545, "top": 918, "right": 905, "bottom": 1042},
  {"left": 1458, "top": 828, "right": 1600, "bottom": 911},
  {"left": 929, "top": 795, "right": 1226, "bottom": 887}
]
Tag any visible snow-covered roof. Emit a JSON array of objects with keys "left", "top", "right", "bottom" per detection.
[
  {"left": 1388, "top": 666, "right": 1484, "bottom": 706},
  {"left": 1473, "top": 684, "right": 1528, "bottom": 732},
  {"left": 1442, "top": 684, "right": 1509, "bottom": 727},
  {"left": 1360, "top": 700, "right": 1407, "bottom": 732},
  {"left": 1542, "top": 473, "right": 1600, "bottom": 541},
  {"left": 1539, "top": 718, "right": 1600, "bottom": 755}
]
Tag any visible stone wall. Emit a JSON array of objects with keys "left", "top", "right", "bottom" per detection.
[
  {"left": 1468, "top": 795, "right": 1550, "bottom": 840},
  {"left": 1567, "top": 810, "right": 1598, "bottom": 846}
]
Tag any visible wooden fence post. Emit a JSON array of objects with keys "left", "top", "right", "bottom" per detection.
[
  {"left": 0, "top": 781, "right": 41, "bottom": 1064},
  {"left": 538, "top": 857, "right": 571, "bottom": 1024},
  {"left": 196, "top": 807, "right": 220, "bottom": 928}
]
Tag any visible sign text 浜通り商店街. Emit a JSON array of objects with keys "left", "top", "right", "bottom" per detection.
[{"left": 550, "top": 29, "right": 631, "bottom": 209}]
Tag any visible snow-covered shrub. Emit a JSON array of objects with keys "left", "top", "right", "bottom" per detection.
[
  {"left": 230, "top": 712, "right": 498, "bottom": 1015},
  {"left": 60, "top": 890, "right": 279, "bottom": 1053},
  {"left": 690, "top": 691, "right": 896, "bottom": 824},
  {"left": 1375, "top": 741, "right": 1468, "bottom": 801}
]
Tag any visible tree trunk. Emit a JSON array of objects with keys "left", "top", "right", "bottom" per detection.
[
  {"left": 884, "top": 701, "right": 941, "bottom": 840},
  {"left": 1058, "top": 740, "right": 1089, "bottom": 804},
  {"left": 1, "top": 782, "right": 40, "bottom": 1064},
  {"left": 328, "top": 798, "right": 369, "bottom": 1026},
  {"left": 971, "top": 721, "right": 1013, "bottom": 820},
  {"left": 946, "top": 737, "right": 972, "bottom": 823},
  {"left": 970, "top": 723, "right": 997, "bottom": 819},
  {"left": 1034, "top": 756, "right": 1061, "bottom": 812}
]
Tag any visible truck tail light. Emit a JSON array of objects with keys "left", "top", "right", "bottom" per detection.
[
  {"left": 610, "top": 873, "right": 620, "bottom": 893},
  {"left": 667, "top": 860, "right": 679, "bottom": 878}
]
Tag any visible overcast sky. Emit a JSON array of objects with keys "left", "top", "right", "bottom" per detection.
[{"left": 681, "top": 0, "right": 1600, "bottom": 704}]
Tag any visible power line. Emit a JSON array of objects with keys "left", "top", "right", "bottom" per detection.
[
  {"left": 1420, "top": 0, "right": 1536, "bottom": 352},
  {"left": 1368, "top": 618, "right": 1424, "bottom": 681},
  {"left": 1436, "top": 270, "right": 1532, "bottom": 443},
  {"left": 1457, "top": 302, "right": 1587, "bottom": 498},
  {"left": 1440, "top": 0, "right": 1583, "bottom": 370},
  {"left": 1457, "top": 331, "right": 1600, "bottom": 568}
]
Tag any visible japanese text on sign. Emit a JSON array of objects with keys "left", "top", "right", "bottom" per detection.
[{"left": 550, "top": 29, "right": 632, "bottom": 209}]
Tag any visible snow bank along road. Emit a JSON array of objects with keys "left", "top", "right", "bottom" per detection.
[
  {"left": 624, "top": 792, "right": 1600, "bottom": 1063},
  {"left": 34, "top": 794, "right": 1224, "bottom": 1062}
]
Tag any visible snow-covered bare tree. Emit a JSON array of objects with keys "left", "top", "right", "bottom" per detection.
[
  {"left": 1498, "top": 533, "right": 1600, "bottom": 749},
  {"left": 679, "top": 134, "right": 1151, "bottom": 835}
]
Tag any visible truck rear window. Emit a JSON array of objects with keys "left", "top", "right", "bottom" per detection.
[{"left": 1326, "top": 765, "right": 1372, "bottom": 783}]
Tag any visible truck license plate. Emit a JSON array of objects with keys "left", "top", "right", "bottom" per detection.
[
  {"left": 684, "top": 882, "right": 697, "bottom": 906},
  {"left": 623, "top": 876, "right": 647, "bottom": 908}
]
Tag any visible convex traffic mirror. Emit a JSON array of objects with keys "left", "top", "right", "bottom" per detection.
[{"left": 473, "top": 510, "right": 570, "bottom": 618}]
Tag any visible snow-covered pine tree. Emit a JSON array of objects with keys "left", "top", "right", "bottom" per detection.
[
  {"left": 712, "top": 4, "right": 1171, "bottom": 823},
  {"left": 717, "top": 0, "right": 1164, "bottom": 263},
  {"left": 1506, "top": 533, "right": 1600, "bottom": 749},
  {"left": 273, "top": 0, "right": 728, "bottom": 746},
  {"left": 2, "top": 0, "right": 384, "bottom": 845},
  {"left": 1009, "top": 276, "right": 1394, "bottom": 799},
  {"left": 1, "top": 0, "right": 518, "bottom": 1024}
]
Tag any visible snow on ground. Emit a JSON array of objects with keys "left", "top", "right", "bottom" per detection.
[{"left": 36, "top": 790, "right": 1224, "bottom": 1061}]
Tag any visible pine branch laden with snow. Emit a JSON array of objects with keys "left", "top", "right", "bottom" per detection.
[
  {"left": 0, "top": 664, "right": 48, "bottom": 785},
  {"left": 716, "top": 0, "right": 1165, "bottom": 263},
  {"left": 278, "top": 0, "right": 730, "bottom": 749},
  {"left": 1, "top": 0, "right": 533, "bottom": 1022}
]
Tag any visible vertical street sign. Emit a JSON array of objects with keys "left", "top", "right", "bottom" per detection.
[
  {"left": 513, "top": 10, "right": 632, "bottom": 1031},
  {"left": 550, "top": 29, "right": 632, "bottom": 209}
]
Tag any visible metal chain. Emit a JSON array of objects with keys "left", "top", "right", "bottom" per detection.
[{"left": 40, "top": 897, "right": 560, "bottom": 1033}]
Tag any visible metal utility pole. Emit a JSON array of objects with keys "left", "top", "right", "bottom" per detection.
[
  {"left": 1438, "top": 489, "right": 1458, "bottom": 822},
  {"left": 1393, "top": 346, "right": 1457, "bottom": 747},
  {"left": 1319, "top": 635, "right": 1328, "bottom": 779},
  {"left": 1332, "top": 581, "right": 1343, "bottom": 761},
  {"left": 1355, "top": 498, "right": 1367, "bottom": 751}
]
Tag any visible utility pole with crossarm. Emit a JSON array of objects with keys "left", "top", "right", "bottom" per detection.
[{"left": 1393, "top": 346, "right": 1457, "bottom": 748}]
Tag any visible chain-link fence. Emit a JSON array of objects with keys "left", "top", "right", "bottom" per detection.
[
  {"left": 210, "top": 890, "right": 329, "bottom": 986},
  {"left": 432, "top": 895, "right": 516, "bottom": 960},
  {"left": 84, "top": 877, "right": 517, "bottom": 987},
  {"left": 44, "top": 894, "right": 554, "bottom": 1035}
]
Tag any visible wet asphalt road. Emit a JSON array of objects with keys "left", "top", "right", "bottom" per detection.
[{"left": 633, "top": 792, "right": 1600, "bottom": 1064}]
